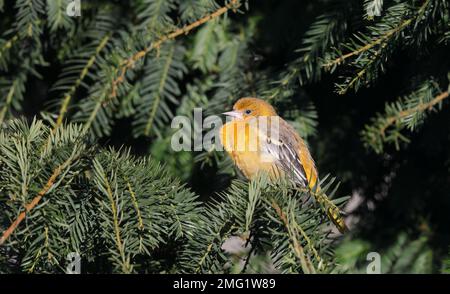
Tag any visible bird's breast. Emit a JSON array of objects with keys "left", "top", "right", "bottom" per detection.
[{"left": 219, "top": 120, "right": 281, "bottom": 179}]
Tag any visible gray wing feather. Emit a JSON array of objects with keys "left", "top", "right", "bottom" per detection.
[{"left": 258, "top": 119, "right": 308, "bottom": 187}]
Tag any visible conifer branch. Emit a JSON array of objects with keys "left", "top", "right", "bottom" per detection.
[
  {"left": 126, "top": 180, "right": 144, "bottom": 231},
  {"left": 322, "top": 0, "right": 431, "bottom": 68},
  {"left": 144, "top": 44, "right": 175, "bottom": 136},
  {"left": 108, "top": 0, "right": 241, "bottom": 101},
  {"left": 0, "top": 153, "right": 79, "bottom": 246},
  {"left": 0, "top": 34, "right": 19, "bottom": 62},
  {"left": 270, "top": 200, "right": 316, "bottom": 274},
  {"left": 322, "top": 20, "right": 409, "bottom": 68},
  {"left": 0, "top": 80, "right": 17, "bottom": 125},
  {"left": 53, "top": 35, "right": 111, "bottom": 132},
  {"left": 363, "top": 80, "right": 449, "bottom": 153},
  {"left": 379, "top": 90, "right": 449, "bottom": 136},
  {"left": 97, "top": 161, "right": 132, "bottom": 273}
]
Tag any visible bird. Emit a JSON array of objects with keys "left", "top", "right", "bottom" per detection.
[{"left": 219, "top": 97, "right": 347, "bottom": 233}]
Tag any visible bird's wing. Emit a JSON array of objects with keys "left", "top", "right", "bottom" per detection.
[
  {"left": 259, "top": 119, "right": 346, "bottom": 233},
  {"left": 258, "top": 118, "right": 317, "bottom": 188}
]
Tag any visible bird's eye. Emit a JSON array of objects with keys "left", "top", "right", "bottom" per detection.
[{"left": 245, "top": 110, "right": 252, "bottom": 115}]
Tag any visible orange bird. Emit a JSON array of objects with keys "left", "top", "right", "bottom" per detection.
[{"left": 220, "top": 97, "right": 347, "bottom": 233}]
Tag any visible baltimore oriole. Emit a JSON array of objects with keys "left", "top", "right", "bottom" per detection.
[{"left": 220, "top": 97, "right": 347, "bottom": 233}]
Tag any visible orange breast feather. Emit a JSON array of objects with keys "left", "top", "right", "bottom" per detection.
[{"left": 220, "top": 120, "right": 279, "bottom": 179}]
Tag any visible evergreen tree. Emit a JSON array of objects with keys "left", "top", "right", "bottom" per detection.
[{"left": 0, "top": 0, "right": 449, "bottom": 273}]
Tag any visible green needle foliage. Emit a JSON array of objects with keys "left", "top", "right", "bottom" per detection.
[
  {"left": 0, "top": 119, "right": 202, "bottom": 273},
  {"left": 180, "top": 175, "right": 348, "bottom": 274},
  {"left": 1, "top": 0, "right": 449, "bottom": 274},
  {"left": 362, "top": 78, "right": 449, "bottom": 153},
  {"left": 0, "top": 118, "right": 345, "bottom": 273}
]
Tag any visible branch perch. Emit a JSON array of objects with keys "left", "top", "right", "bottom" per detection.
[
  {"left": 0, "top": 155, "right": 77, "bottom": 245},
  {"left": 108, "top": 0, "right": 241, "bottom": 100},
  {"left": 380, "top": 90, "right": 449, "bottom": 136},
  {"left": 322, "top": 0, "right": 431, "bottom": 68}
]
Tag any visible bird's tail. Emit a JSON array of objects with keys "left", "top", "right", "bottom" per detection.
[
  {"left": 325, "top": 204, "right": 348, "bottom": 234},
  {"left": 311, "top": 188, "right": 348, "bottom": 234},
  {"left": 301, "top": 166, "right": 347, "bottom": 233}
]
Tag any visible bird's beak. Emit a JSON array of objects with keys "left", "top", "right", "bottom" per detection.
[{"left": 222, "top": 111, "right": 243, "bottom": 120}]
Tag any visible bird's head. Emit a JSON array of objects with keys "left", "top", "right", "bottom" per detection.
[{"left": 223, "top": 97, "right": 277, "bottom": 120}]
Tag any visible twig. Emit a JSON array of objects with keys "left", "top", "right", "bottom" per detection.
[
  {"left": 0, "top": 80, "right": 18, "bottom": 125},
  {"left": 101, "top": 166, "right": 132, "bottom": 273},
  {"left": 0, "top": 156, "right": 75, "bottom": 245},
  {"left": 379, "top": 90, "right": 449, "bottom": 136},
  {"left": 52, "top": 35, "right": 111, "bottom": 133},
  {"left": 270, "top": 200, "right": 316, "bottom": 274},
  {"left": 108, "top": 0, "right": 241, "bottom": 101},
  {"left": 322, "top": 0, "right": 431, "bottom": 68},
  {"left": 126, "top": 180, "right": 144, "bottom": 230}
]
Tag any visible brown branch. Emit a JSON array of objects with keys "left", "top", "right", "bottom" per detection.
[
  {"left": 271, "top": 200, "right": 288, "bottom": 225},
  {"left": 322, "top": 0, "right": 430, "bottom": 68},
  {"left": 380, "top": 90, "right": 449, "bottom": 136},
  {"left": 0, "top": 156, "right": 75, "bottom": 246},
  {"left": 270, "top": 200, "right": 316, "bottom": 274},
  {"left": 102, "top": 168, "right": 132, "bottom": 273},
  {"left": 52, "top": 35, "right": 111, "bottom": 133},
  {"left": 108, "top": 0, "right": 241, "bottom": 101},
  {"left": 126, "top": 180, "right": 144, "bottom": 230},
  {"left": 322, "top": 20, "right": 410, "bottom": 68}
]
